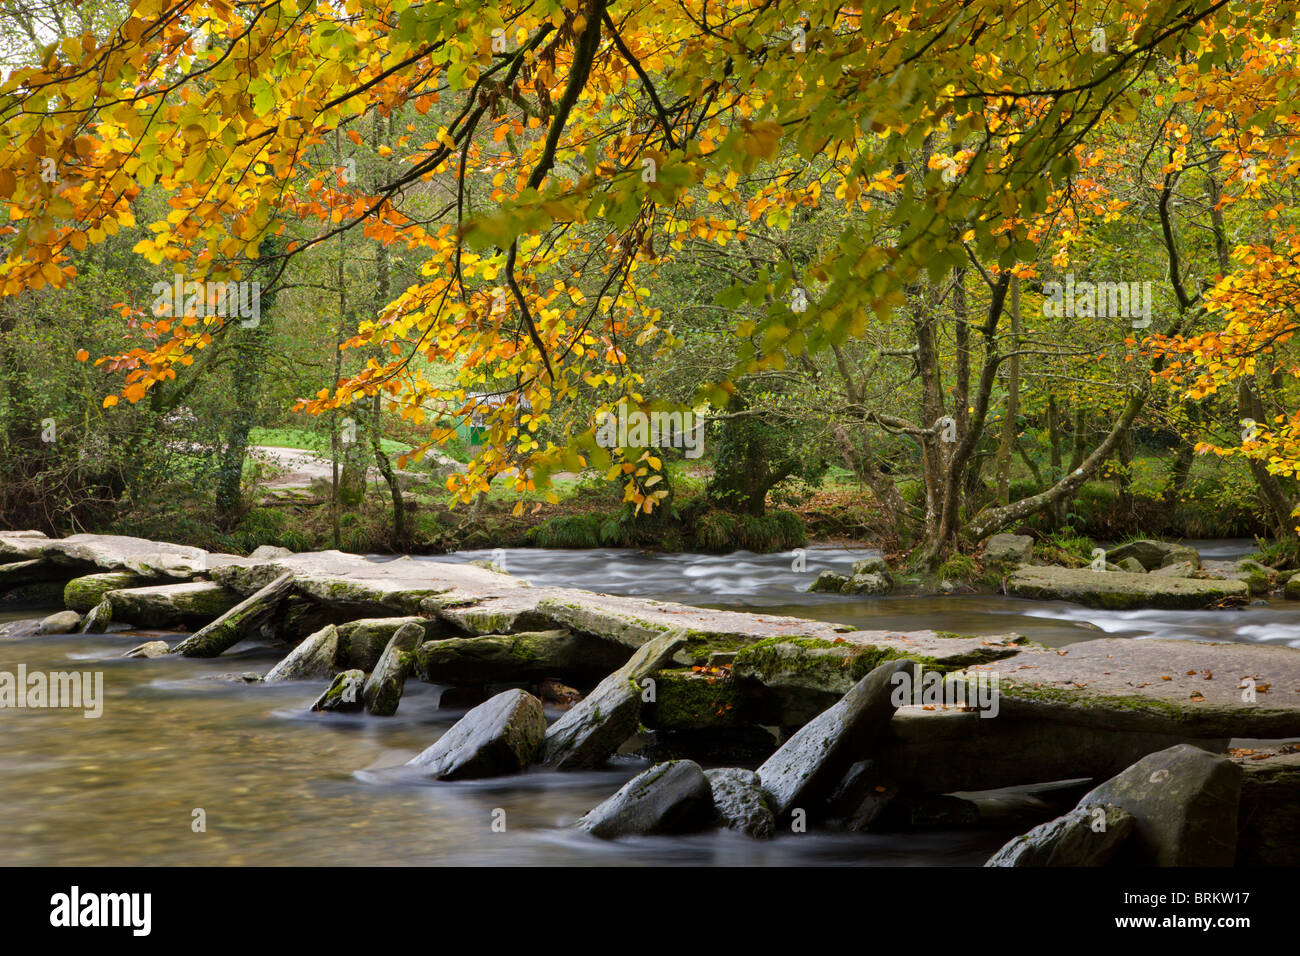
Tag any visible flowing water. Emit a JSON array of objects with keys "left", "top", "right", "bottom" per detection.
[{"left": 1, "top": 539, "right": 1290, "bottom": 866}]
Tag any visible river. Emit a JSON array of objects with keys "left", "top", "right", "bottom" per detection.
[{"left": 1, "top": 539, "right": 1290, "bottom": 866}]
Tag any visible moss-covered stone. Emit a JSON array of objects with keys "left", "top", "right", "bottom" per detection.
[
  {"left": 64, "top": 572, "right": 153, "bottom": 613},
  {"left": 643, "top": 668, "right": 744, "bottom": 731}
]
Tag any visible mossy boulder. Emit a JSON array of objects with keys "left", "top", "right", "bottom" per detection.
[
  {"left": 413, "top": 629, "right": 630, "bottom": 685},
  {"left": 105, "top": 581, "right": 241, "bottom": 628},
  {"left": 336, "top": 617, "right": 439, "bottom": 671},
  {"left": 808, "top": 570, "right": 850, "bottom": 593},
  {"left": 363, "top": 622, "right": 424, "bottom": 716},
  {"left": 642, "top": 668, "right": 744, "bottom": 731},
  {"left": 64, "top": 572, "right": 154, "bottom": 614},
  {"left": 983, "top": 533, "right": 1033, "bottom": 564},
  {"left": 1108, "top": 539, "right": 1200, "bottom": 571},
  {"left": 843, "top": 572, "right": 889, "bottom": 595},
  {"left": 311, "top": 669, "right": 366, "bottom": 713}
]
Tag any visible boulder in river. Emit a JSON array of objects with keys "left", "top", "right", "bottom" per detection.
[
  {"left": 1115, "top": 557, "right": 1145, "bottom": 574},
  {"left": 842, "top": 572, "right": 889, "bottom": 595},
  {"left": 706, "top": 768, "right": 775, "bottom": 839},
  {"left": 78, "top": 599, "right": 113, "bottom": 634},
  {"left": 757, "top": 658, "right": 917, "bottom": 820},
  {"left": 311, "top": 670, "right": 366, "bottom": 713},
  {"left": 1007, "top": 564, "right": 1246, "bottom": 610},
  {"left": 808, "top": 570, "right": 850, "bottom": 593},
  {"left": 537, "top": 630, "right": 686, "bottom": 770},
  {"left": 123, "top": 641, "right": 171, "bottom": 659},
  {"left": 579, "top": 759, "right": 715, "bottom": 838},
  {"left": 264, "top": 624, "right": 340, "bottom": 682},
  {"left": 363, "top": 622, "right": 424, "bottom": 716},
  {"left": 38, "top": 610, "right": 82, "bottom": 634},
  {"left": 337, "top": 617, "right": 437, "bottom": 671},
  {"left": 0, "top": 619, "right": 42, "bottom": 639},
  {"left": 406, "top": 688, "right": 546, "bottom": 780},
  {"left": 985, "top": 804, "right": 1136, "bottom": 866},
  {"left": 1075, "top": 743, "right": 1242, "bottom": 866}
]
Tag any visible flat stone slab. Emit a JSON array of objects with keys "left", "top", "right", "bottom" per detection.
[
  {"left": 1008, "top": 565, "right": 1248, "bottom": 610},
  {"left": 2, "top": 531, "right": 241, "bottom": 579},
  {"left": 963, "top": 638, "right": 1300, "bottom": 737}
]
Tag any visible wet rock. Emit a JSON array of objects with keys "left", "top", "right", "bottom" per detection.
[
  {"left": 0, "top": 579, "right": 66, "bottom": 606},
  {"left": 1007, "top": 564, "right": 1246, "bottom": 610},
  {"left": 78, "top": 599, "right": 113, "bottom": 634},
  {"left": 264, "top": 625, "right": 340, "bottom": 682},
  {"left": 105, "top": 581, "right": 240, "bottom": 628},
  {"left": 1150, "top": 561, "right": 1196, "bottom": 579},
  {"left": 808, "top": 570, "right": 850, "bottom": 593},
  {"left": 823, "top": 759, "right": 899, "bottom": 831},
  {"left": 406, "top": 688, "right": 546, "bottom": 779},
  {"left": 0, "top": 619, "right": 42, "bottom": 639},
  {"left": 123, "top": 640, "right": 171, "bottom": 659},
  {"left": 311, "top": 669, "right": 366, "bottom": 713},
  {"left": 706, "top": 768, "right": 775, "bottom": 839},
  {"left": 983, "top": 533, "right": 1033, "bottom": 564},
  {"left": 64, "top": 571, "right": 153, "bottom": 614},
  {"left": 636, "top": 727, "right": 778, "bottom": 765},
  {"left": 757, "top": 658, "right": 916, "bottom": 819},
  {"left": 1116, "top": 557, "right": 1146, "bottom": 574},
  {"left": 537, "top": 630, "right": 686, "bottom": 770},
  {"left": 985, "top": 805, "right": 1136, "bottom": 866},
  {"left": 172, "top": 573, "right": 295, "bottom": 657},
  {"left": 579, "top": 760, "right": 715, "bottom": 838},
  {"left": 337, "top": 617, "right": 437, "bottom": 671},
  {"left": 414, "top": 629, "right": 629, "bottom": 684},
  {"left": 884, "top": 793, "right": 981, "bottom": 830},
  {"left": 1078, "top": 743, "right": 1242, "bottom": 866},
  {"left": 1108, "top": 539, "right": 1200, "bottom": 571},
  {"left": 363, "top": 622, "right": 424, "bottom": 716},
  {"left": 842, "top": 572, "right": 888, "bottom": 595},
  {"left": 38, "top": 610, "right": 82, "bottom": 634}
]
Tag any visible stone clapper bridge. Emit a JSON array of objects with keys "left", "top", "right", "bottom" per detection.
[{"left": 2, "top": 531, "right": 1298, "bottom": 864}]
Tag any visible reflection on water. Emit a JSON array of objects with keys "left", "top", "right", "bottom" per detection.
[{"left": 0, "top": 537, "right": 1289, "bottom": 865}]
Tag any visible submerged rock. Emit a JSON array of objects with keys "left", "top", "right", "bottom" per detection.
[
  {"left": 579, "top": 760, "right": 715, "bottom": 838},
  {"left": 363, "top": 622, "right": 424, "bottom": 716},
  {"left": 985, "top": 805, "right": 1136, "bottom": 866},
  {"left": 406, "top": 688, "right": 546, "bottom": 780},
  {"left": 537, "top": 630, "right": 686, "bottom": 770},
  {"left": 264, "top": 624, "right": 340, "bottom": 682},
  {"left": 706, "top": 768, "right": 775, "bottom": 839},
  {"left": 1076, "top": 743, "right": 1242, "bottom": 866},
  {"left": 311, "top": 670, "right": 366, "bottom": 713},
  {"left": 757, "top": 658, "right": 916, "bottom": 819}
]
